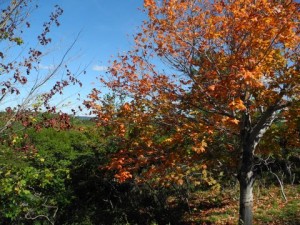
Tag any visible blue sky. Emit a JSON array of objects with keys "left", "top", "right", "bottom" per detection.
[
  {"left": 7, "top": 0, "right": 300, "bottom": 115},
  {"left": 9, "top": 0, "right": 146, "bottom": 114},
  {"left": 50, "top": 0, "right": 145, "bottom": 63}
]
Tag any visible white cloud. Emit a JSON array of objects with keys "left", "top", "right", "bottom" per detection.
[
  {"left": 92, "top": 65, "right": 108, "bottom": 72},
  {"left": 38, "top": 64, "right": 55, "bottom": 70}
]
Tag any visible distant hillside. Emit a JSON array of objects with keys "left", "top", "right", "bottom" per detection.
[{"left": 74, "top": 116, "right": 95, "bottom": 121}]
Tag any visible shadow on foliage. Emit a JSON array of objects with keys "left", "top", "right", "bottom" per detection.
[{"left": 56, "top": 153, "right": 190, "bottom": 225}]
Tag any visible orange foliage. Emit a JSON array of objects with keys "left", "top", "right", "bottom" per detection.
[{"left": 86, "top": 0, "right": 300, "bottom": 187}]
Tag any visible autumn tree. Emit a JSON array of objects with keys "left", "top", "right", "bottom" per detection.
[
  {"left": 86, "top": 0, "right": 300, "bottom": 224},
  {"left": 0, "top": 0, "right": 82, "bottom": 222},
  {"left": 0, "top": 0, "right": 82, "bottom": 137}
]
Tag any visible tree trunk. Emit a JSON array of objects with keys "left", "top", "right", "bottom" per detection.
[
  {"left": 238, "top": 141, "right": 255, "bottom": 225},
  {"left": 237, "top": 104, "right": 279, "bottom": 224},
  {"left": 239, "top": 172, "right": 254, "bottom": 225}
]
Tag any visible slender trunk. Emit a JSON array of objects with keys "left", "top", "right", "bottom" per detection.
[
  {"left": 239, "top": 172, "right": 254, "bottom": 225},
  {"left": 238, "top": 143, "right": 255, "bottom": 225},
  {"left": 237, "top": 105, "right": 279, "bottom": 224}
]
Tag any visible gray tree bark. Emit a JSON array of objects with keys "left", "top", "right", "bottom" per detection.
[
  {"left": 237, "top": 106, "right": 279, "bottom": 224},
  {"left": 238, "top": 145, "right": 255, "bottom": 225},
  {"left": 239, "top": 178, "right": 254, "bottom": 225}
]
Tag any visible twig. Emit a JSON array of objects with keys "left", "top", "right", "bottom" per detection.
[
  {"left": 25, "top": 212, "right": 54, "bottom": 225},
  {"left": 270, "top": 170, "right": 287, "bottom": 202}
]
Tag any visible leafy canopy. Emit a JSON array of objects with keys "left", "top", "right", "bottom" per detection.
[{"left": 87, "top": 0, "right": 300, "bottom": 185}]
